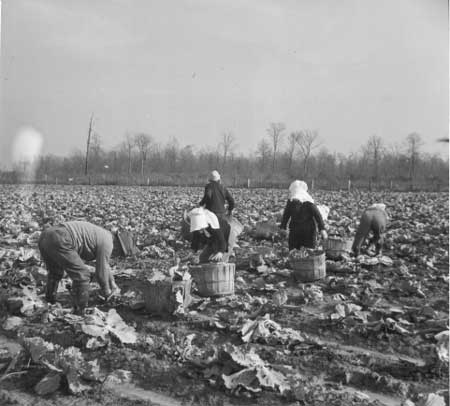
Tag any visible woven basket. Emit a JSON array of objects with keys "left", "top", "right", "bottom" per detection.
[
  {"left": 141, "top": 279, "right": 192, "bottom": 315},
  {"left": 324, "top": 237, "right": 353, "bottom": 259},
  {"left": 189, "top": 263, "right": 235, "bottom": 297},
  {"left": 290, "top": 253, "right": 326, "bottom": 282}
]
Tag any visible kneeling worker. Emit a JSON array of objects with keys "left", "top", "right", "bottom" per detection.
[
  {"left": 352, "top": 203, "right": 388, "bottom": 256},
  {"left": 188, "top": 207, "right": 234, "bottom": 264},
  {"left": 39, "top": 221, "right": 137, "bottom": 315}
]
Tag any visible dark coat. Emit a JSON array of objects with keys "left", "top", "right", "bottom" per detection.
[
  {"left": 280, "top": 200, "right": 325, "bottom": 250},
  {"left": 191, "top": 217, "right": 230, "bottom": 254},
  {"left": 199, "top": 181, "right": 235, "bottom": 216}
]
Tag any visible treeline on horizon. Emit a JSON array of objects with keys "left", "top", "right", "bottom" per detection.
[{"left": 2, "top": 125, "right": 448, "bottom": 191}]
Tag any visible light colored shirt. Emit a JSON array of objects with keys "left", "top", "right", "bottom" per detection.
[{"left": 64, "top": 221, "right": 113, "bottom": 286}]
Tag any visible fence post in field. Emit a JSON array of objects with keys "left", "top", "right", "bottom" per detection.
[
  {"left": 44, "top": 174, "right": 48, "bottom": 184},
  {"left": 55, "top": 177, "right": 58, "bottom": 185},
  {"left": 311, "top": 179, "right": 314, "bottom": 190},
  {"left": 247, "top": 178, "right": 250, "bottom": 188},
  {"left": 348, "top": 179, "right": 351, "bottom": 192},
  {"left": 147, "top": 177, "right": 150, "bottom": 186},
  {"left": 390, "top": 180, "right": 393, "bottom": 190}
]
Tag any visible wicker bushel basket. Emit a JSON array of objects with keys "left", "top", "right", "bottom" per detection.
[
  {"left": 324, "top": 237, "right": 353, "bottom": 259},
  {"left": 189, "top": 263, "right": 235, "bottom": 297},
  {"left": 141, "top": 279, "right": 192, "bottom": 315},
  {"left": 290, "top": 253, "right": 326, "bottom": 282}
]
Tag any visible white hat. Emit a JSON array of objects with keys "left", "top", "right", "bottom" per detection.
[
  {"left": 368, "top": 203, "right": 386, "bottom": 211},
  {"left": 288, "top": 180, "right": 314, "bottom": 203},
  {"left": 209, "top": 170, "right": 221, "bottom": 182},
  {"left": 188, "top": 207, "right": 220, "bottom": 232}
]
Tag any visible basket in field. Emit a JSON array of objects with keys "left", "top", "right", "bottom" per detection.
[
  {"left": 189, "top": 263, "right": 235, "bottom": 297},
  {"left": 289, "top": 253, "right": 326, "bottom": 282},
  {"left": 324, "top": 237, "right": 353, "bottom": 258},
  {"left": 141, "top": 279, "right": 192, "bottom": 315}
]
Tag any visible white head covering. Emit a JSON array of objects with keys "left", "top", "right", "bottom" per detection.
[
  {"left": 368, "top": 203, "right": 386, "bottom": 211},
  {"left": 209, "top": 170, "right": 221, "bottom": 182},
  {"left": 288, "top": 180, "right": 314, "bottom": 203},
  {"left": 188, "top": 207, "right": 220, "bottom": 232}
]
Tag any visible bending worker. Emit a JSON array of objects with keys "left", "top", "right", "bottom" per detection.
[
  {"left": 38, "top": 221, "right": 137, "bottom": 315},
  {"left": 352, "top": 203, "right": 388, "bottom": 256},
  {"left": 280, "top": 180, "right": 327, "bottom": 250},
  {"left": 188, "top": 207, "right": 234, "bottom": 263}
]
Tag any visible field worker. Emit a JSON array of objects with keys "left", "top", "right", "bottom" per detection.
[
  {"left": 280, "top": 180, "right": 327, "bottom": 250},
  {"left": 352, "top": 203, "right": 388, "bottom": 256},
  {"left": 199, "top": 170, "right": 235, "bottom": 219},
  {"left": 38, "top": 221, "right": 137, "bottom": 315},
  {"left": 188, "top": 207, "right": 236, "bottom": 263}
]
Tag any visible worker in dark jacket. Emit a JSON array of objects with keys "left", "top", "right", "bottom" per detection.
[
  {"left": 352, "top": 204, "right": 388, "bottom": 256},
  {"left": 199, "top": 170, "right": 235, "bottom": 218},
  {"left": 38, "top": 221, "right": 137, "bottom": 315},
  {"left": 188, "top": 207, "right": 231, "bottom": 263},
  {"left": 280, "top": 180, "right": 327, "bottom": 250}
]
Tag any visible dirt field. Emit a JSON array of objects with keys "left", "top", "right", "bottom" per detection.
[{"left": 0, "top": 185, "right": 448, "bottom": 406}]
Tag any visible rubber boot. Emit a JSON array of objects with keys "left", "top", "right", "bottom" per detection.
[
  {"left": 72, "top": 281, "right": 90, "bottom": 316},
  {"left": 45, "top": 277, "right": 60, "bottom": 304},
  {"left": 375, "top": 243, "right": 382, "bottom": 257}
]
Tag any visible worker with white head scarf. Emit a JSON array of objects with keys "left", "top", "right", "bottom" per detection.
[
  {"left": 188, "top": 207, "right": 230, "bottom": 263},
  {"left": 352, "top": 203, "right": 388, "bottom": 256},
  {"left": 280, "top": 180, "right": 327, "bottom": 250}
]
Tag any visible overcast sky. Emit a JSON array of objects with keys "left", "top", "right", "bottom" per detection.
[{"left": 1, "top": 0, "right": 448, "bottom": 168}]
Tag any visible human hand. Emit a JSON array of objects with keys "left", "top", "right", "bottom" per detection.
[
  {"left": 210, "top": 252, "right": 224, "bottom": 262},
  {"left": 320, "top": 230, "right": 328, "bottom": 240},
  {"left": 278, "top": 228, "right": 288, "bottom": 238},
  {"left": 98, "top": 289, "right": 114, "bottom": 303},
  {"left": 190, "top": 253, "right": 200, "bottom": 264}
]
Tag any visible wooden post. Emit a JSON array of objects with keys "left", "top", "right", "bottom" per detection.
[
  {"left": 311, "top": 179, "right": 315, "bottom": 190},
  {"left": 55, "top": 177, "right": 58, "bottom": 185},
  {"left": 147, "top": 177, "right": 150, "bottom": 186},
  {"left": 247, "top": 178, "right": 250, "bottom": 188},
  {"left": 348, "top": 179, "right": 351, "bottom": 192}
]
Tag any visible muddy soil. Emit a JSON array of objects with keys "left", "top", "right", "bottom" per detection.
[{"left": 0, "top": 186, "right": 448, "bottom": 406}]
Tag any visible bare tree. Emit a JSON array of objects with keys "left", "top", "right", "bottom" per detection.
[
  {"left": 406, "top": 133, "right": 423, "bottom": 182},
  {"left": 297, "top": 129, "right": 320, "bottom": 176},
  {"left": 266, "top": 122, "right": 285, "bottom": 171},
  {"left": 286, "top": 132, "right": 300, "bottom": 172},
  {"left": 165, "top": 137, "right": 179, "bottom": 172},
  {"left": 219, "top": 132, "right": 235, "bottom": 170},
  {"left": 364, "top": 135, "right": 384, "bottom": 182},
  {"left": 90, "top": 133, "right": 102, "bottom": 158},
  {"left": 257, "top": 139, "right": 271, "bottom": 170},
  {"left": 122, "top": 133, "right": 135, "bottom": 175},
  {"left": 85, "top": 114, "right": 94, "bottom": 176},
  {"left": 134, "top": 133, "right": 152, "bottom": 178}
]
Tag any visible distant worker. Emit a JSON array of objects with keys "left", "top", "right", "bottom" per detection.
[
  {"left": 352, "top": 203, "right": 388, "bottom": 256},
  {"left": 199, "top": 170, "right": 235, "bottom": 219},
  {"left": 38, "top": 221, "right": 137, "bottom": 315},
  {"left": 188, "top": 207, "right": 237, "bottom": 263},
  {"left": 280, "top": 180, "right": 327, "bottom": 250}
]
